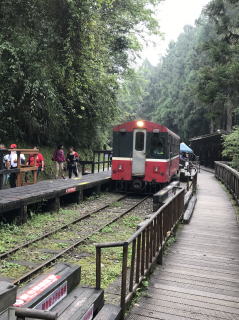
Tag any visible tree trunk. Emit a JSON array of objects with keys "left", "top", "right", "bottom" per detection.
[
  {"left": 226, "top": 97, "right": 233, "bottom": 132},
  {"left": 210, "top": 118, "right": 214, "bottom": 134}
]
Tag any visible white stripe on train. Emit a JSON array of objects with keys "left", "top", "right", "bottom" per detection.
[{"left": 112, "top": 155, "right": 179, "bottom": 163}]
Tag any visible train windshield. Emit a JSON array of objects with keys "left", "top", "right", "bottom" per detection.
[
  {"left": 150, "top": 133, "right": 165, "bottom": 158},
  {"left": 135, "top": 132, "right": 145, "bottom": 151}
]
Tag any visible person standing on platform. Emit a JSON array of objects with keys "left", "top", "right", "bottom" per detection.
[
  {"left": 66, "top": 147, "right": 79, "bottom": 179},
  {"left": 0, "top": 144, "right": 9, "bottom": 186},
  {"left": 52, "top": 145, "right": 66, "bottom": 179},
  {"left": 26, "top": 146, "right": 45, "bottom": 182},
  {"left": 73, "top": 148, "right": 81, "bottom": 176},
  {"left": 5, "top": 144, "right": 25, "bottom": 188}
]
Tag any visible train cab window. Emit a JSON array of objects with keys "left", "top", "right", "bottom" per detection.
[
  {"left": 150, "top": 133, "right": 165, "bottom": 158},
  {"left": 135, "top": 132, "right": 145, "bottom": 151}
]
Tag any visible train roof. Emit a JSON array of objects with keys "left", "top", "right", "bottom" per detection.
[
  {"left": 189, "top": 130, "right": 228, "bottom": 142},
  {"left": 113, "top": 120, "right": 180, "bottom": 139}
]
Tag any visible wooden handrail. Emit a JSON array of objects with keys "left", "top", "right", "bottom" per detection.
[
  {"left": 215, "top": 161, "right": 239, "bottom": 204},
  {"left": 95, "top": 184, "right": 187, "bottom": 318},
  {"left": 0, "top": 149, "right": 40, "bottom": 188},
  {"left": 8, "top": 307, "right": 57, "bottom": 319}
]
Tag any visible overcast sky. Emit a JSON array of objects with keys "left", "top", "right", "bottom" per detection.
[{"left": 141, "top": 0, "right": 210, "bottom": 65}]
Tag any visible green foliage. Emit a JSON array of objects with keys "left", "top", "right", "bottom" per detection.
[
  {"left": 0, "top": 0, "right": 161, "bottom": 148},
  {"left": 123, "top": 215, "right": 141, "bottom": 228},
  {"left": 117, "top": 0, "right": 239, "bottom": 141},
  {"left": 222, "top": 127, "right": 239, "bottom": 170},
  {"left": 117, "top": 60, "right": 157, "bottom": 122}
]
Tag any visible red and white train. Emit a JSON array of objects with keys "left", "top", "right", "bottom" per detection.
[{"left": 111, "top": 120, "right": 180, "bottom": 193}]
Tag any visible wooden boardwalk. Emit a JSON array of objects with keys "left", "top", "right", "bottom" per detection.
[{"left": 127, "top": 170, "right": 239, "bottom": 320}]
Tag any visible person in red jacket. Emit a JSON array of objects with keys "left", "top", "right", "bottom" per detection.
[
  {"left": 27, "top": 146, "right": 45, "bottom": 176},
  {"left": 25, "top": 147, "right": 45, "bottom": 182}
]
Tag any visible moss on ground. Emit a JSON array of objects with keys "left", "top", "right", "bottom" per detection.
[
  {"left": 58, "top": 214, "right": 143, "bottom": 289},
  {"left": 0, "top": 195, "right": 149, "bottom": 285},
  {"left": 0, "top": 193, "right": 117, "bottom": 254},
  {"left": 0, "top": 261, "right": 28, "bottom": 279}
]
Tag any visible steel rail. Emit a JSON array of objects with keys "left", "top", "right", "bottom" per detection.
[
  {"left": 0, "top": 195, "right": 127, "bottom": 260},
  {"left": 13, "top": 195, "right": 149, "bottom": 285}
]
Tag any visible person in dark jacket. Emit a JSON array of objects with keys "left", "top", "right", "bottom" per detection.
[
  {"left": 66, "top": 147, "right": 79, "bottom": 179},
  {"left": 52, "top": 145, "right": 65, "bottom": 179}
]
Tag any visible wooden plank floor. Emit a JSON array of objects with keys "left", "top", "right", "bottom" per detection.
[
  {"left": 0, "top": 170, "right": 111, "bottom": 213},
  {"left": 127, "top": 170, "right": 239, "bottom": 320}
]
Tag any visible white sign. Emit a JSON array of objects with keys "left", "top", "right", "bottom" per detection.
[
  {"left": 34, "top": 281, "right": 67, "bottom": 311},
  {"left": 82, "top": 304, "right": 94, "bottom": 320},
  {"left": 14, "top": 274, "right": 61, "bottom": 307}
]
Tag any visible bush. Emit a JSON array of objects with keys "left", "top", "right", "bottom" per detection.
[{"left": 222, "top": 127, "right": 239, "bottom": 170}]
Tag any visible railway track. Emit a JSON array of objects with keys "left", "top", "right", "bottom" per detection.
[{"left": 0, "top": 195, "right": 149, "bottom": 285}]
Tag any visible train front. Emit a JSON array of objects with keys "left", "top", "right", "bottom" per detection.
[{"left": 111, "top": 120, "right": 179, "bottom": 193}]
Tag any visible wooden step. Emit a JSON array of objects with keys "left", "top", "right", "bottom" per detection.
[
  {"left": 0, "top": 263, "right": 81, "bottom": 320},
  {"left": 94, "top": 304, "right": 121, "bottom": 320},
  {"left": 51, "top": 287, "right": 104, "bottom": 320},
  {"left": 0, "top": 281, "right": 17, "bottom": 314}
]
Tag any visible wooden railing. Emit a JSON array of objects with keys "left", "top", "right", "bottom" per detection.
[
  {"left": 215, "top": 161, "right": 239, "bottom": 205},
  {"left": 0, "top": 149, "right": 39, "bottom": 189},
  {"left": 80, "top": 150, "right": 112, "bottom": 175},
  {"left": 95, "top": 188, "right": 185, "bottom": 318},
  {"left": 8, "top": 307, "right": 57, "bottom": 319},
  {"left": 187, "top": 169, "right": 198, "bottom": 193}
]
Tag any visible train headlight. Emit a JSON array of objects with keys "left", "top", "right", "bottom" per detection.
[
  {"left": 118, "top": 164, "right": 124, "bottom": 171},
  {"left": 154, "top": 166, "right": 160, "bottom": 173},
  {"left": 137, "top": 120, "right": 144, "bottom": 128}
]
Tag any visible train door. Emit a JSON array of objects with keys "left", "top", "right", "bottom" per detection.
[{"left": 132, "top": 129, "right": 146, "bottom": 176}]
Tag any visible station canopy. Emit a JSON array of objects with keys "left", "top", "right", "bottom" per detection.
[{"left": 180, "top": 142, "right": 193, "bottom": 154}]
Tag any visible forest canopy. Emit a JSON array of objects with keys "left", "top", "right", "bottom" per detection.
[
  {"left": 118, "top": 0, "right": 239, "bottom": 141},
  {"left": 1, "top": 0, "right": 239, "bottom": 147},
  {"left": 0, "top": 0, "right": 161, "bottom": 148}
]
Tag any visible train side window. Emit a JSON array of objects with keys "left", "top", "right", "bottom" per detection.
[
  {"left": 135, "top": 132, "right": 145, "bottom": 151},
  {"left": 150, "top": 133, "right": 165, "bottom": 157}
]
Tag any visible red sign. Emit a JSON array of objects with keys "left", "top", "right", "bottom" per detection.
[
  {"left": 66, "top": 187, "right": 76, "bottom": 194},
  {"left": 34, "top": 281, "right": 67, "bottom": 311},
  {"left": 13, "top": 274, "right": 61, "bottom": 307}
]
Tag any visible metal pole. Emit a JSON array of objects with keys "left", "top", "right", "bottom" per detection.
[
  {"left": 129, "top": 240, "right": 136, "bottom": 292},
  {"left": 120, "top": 244, "right": 128, "bottom": 317},
  {"left": 96, "top": 247, "right": 101, "bottom": 290},
  {"left": 92, "top": 152, "right": 95, "bottom": 174},
  {"left": 98, "top": 152, "right": 100, "bottom": 172},
  {"left": 103, "top": 152, "right": 105, "bottom": 172}
]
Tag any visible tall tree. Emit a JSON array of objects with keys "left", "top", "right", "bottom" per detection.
[
  {"left": 117, "top": 0, "right": 239, "bottom": 140},
  {"left": 196, "top": 0, "right": 239, "bottom": 132},
  {"left": 0, "top": 0, "right": 161, "bottom": 147}
]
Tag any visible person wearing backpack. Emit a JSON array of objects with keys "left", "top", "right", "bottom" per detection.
[
  {"left": 52, "top": 145, "right": 66, "bottom": 179},
  {"left": 66, "top": 147, "right": 79, "bottom": 179}
]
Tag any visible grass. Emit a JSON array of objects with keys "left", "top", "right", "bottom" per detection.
[
  {"left": 57, "top": 212, "right": 143, "bottom": 289},
  {"left": 0, "top": 193, "right": 144, "bottom": 281},
  {"left": 0, "top": 261, "right": 28, "bottom": 279},
  {"left": 109, "top": 201, "right": 122, "bottom": 208},
  {"left": 0, "top": 210, "right": 76, "bottom": 253},
  {"left": 0, "top": 192, "right": 117, "bottom": 253}
]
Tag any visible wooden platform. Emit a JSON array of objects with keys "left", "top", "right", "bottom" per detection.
[
  {"left": 127, "top": 170, "right": 239, "bottom": 320},
  {"left": 0, "top": 171, "right": 111, "bottom": 218}
]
